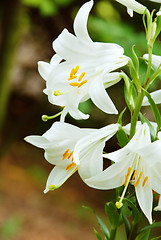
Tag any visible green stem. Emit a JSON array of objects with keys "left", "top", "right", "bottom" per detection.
[
  {"left": 110, "top": 228, "right": 117, "bottom": 240},
  {"left": 128, "top": 223, "right": 138, "bottom": 240},
  {"left": 143, "top": 44, "right": 153, "bottom": 89},
  {"left": 129, "top": 90, "right": 145, "bottom": 139}
]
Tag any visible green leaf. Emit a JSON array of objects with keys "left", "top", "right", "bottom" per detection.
[
  {"left": 143, "top": 89, "right": 161, "bottom": 131},
  {"left": 137, "top": 221, "right": 161, "bottom": 236},
  {"left": 116, "top": 128, "right": 129, "bottom": 147},
  {"left": 117, "top": 108, "right": 126, "bottom": 125},
  {"left": 152, "top": 14, "right": 161, "bottom": 44},
  {"left": 105, "top": 202, "right": 120, "bottom": 228},
  {"left": 132, "top": 45, "right": 139, "bottom": 76},
  {"left": 139, "top": 112, "right": 157, "bottom": 141},
  {"left": 124, "top": 198, "right": 141, "bottom": 225},
  {"left": 94, "top": 228, "right": 103, "bottom": 240},
  {"left": 136, "top": 229, "right": 151, "bottom": 240},
  {"left": 151, "top": 237, "right": 161, "bottom": 240},
  {"left": 120, "top": 202, "right": 132, "bottom": 237},
  {"left": 83, "top": 206, "right": 110, "bottom": 240}
]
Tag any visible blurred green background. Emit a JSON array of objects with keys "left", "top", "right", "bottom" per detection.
[{"left": 0, "top": 0, "right": 161, "bottom": 239}]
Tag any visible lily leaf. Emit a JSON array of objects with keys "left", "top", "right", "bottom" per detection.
[
  {"left": 137, "top": 222, "right": 161, "bottom": 236},
  {"left": 83, "top": 206, "right": 110, "bottom": 240},
  {"left": 94, "top": 228, "right": 103, "bottom": 240},
  {"left": 139, "top": 112, "right": 156, "bottom": 141},
  {"left": 136, "top": 229, "right": 151, "bottom": 240},
  {"left": 116, "top": 128, "right": 129, "bottom": 147},
  {"left": 105, "top": 202, "right": 121, "bottom": 228},
  {"left": 124, "top": 198, "right": 141, "bottom": 225},
  {"left": 121, "top": 202, "right": 132, "bottom": 237},
  {"left": 143, "top": 89, "right": 161, "bottom": 131}
]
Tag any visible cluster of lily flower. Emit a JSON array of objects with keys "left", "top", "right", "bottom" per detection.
[{"left": 25, "top": 0, "right": 161, "bottom": 224}]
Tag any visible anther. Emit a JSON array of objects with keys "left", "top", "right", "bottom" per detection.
[
  {"left": 124, "top": 167, "right": 131, "bottom": 186},
  {"left": 62, "top": 149, "right": 70, "bottom": 160},
  {"left": 134, "top": 171, "right": 143, "bottom": 187},
  {"left": 70, "top": 82, "right": 79, "bottom": 87},
  {"left": 68, "top": 75, "right": 77, "bottom": 80},
  {"left": 68, "top": 151, "right": 73, "bottom": 159},
  {"left": 132, "top": 169, "right": 137, "bottom": 180},
  {"left": 78, "top": 72, "right": 85, "bottom": 81},
  {"left": 78, "top": 80, "right": 88, "bottom": 88},
  {"left": 66, "top": 162, "right": 76, "bottom": 170},
  {"left": 142, "top": 176, "right": 148, "bottom": 187}
]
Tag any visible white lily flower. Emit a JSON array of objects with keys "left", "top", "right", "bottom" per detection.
[
  {"left": 38, "top": 0, "right": 128, "bottom": 121},
  {"left": 142, "top": 54, "right": 161, "bottom": 106},
  {"left": 115, "top": 0, "right": 146, "bottom": 17},
  {"left": 86, "top": 123, "right": 161, "bottom": 223},
  {"left": 25, "top": 121, "right": 119, "bottom": 193}
]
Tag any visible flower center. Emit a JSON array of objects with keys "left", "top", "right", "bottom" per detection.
[
  {"left": 68, "top": 65, "right": 88, "bottom": 88},
  {"left": 62, "top": 148, "right": 76, "bottom": 170}
]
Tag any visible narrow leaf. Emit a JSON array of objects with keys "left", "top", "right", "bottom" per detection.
[
  {"left": 139, "top": 112, "right": 156, "bottom": 141},
  {"left": 124, "top": 198, "right": 141, "bottom": 224},
  {"left": 143, "top": 89, "right": 161, "bottom": 131},
  {"left": 137, "top": 221, "right": 161, "bottom": 236},
  {"left": 116, "top": 128, "right": 129, "bottom": 147},
  {"left": 94, "top": 228, "right": 103, "bottom": 240},
  {"left": 105, "top": 202, "right": 120, "bottom": 228},
  {"left": 83, "top": 205, "right": 110, "bottom": 239},
  {"left": 136, "top": 229, "right": 151, "bottom": 240}
]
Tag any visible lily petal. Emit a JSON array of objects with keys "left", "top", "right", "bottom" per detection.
[
  {"left": 78, "top": 140, "right": 105, "bottom": 180},
  {"left": 38, "top": 61, "right": 51, "bottom": 81},
  {"left": 142, "top": 90, "right": 161, "bottom": 106},
  {"left": 89, "top": 78, "right": 118, "bottom": 114},
  {"left": 85, "top": 160, "right": 129, "bottom": 189},
  {"left": 25, "top": 136, "right": 52, "bottom": 148},
  {"left": 74, "top": 0, "right": 93, "bottom": 43},
  {"left": 44, "top": 165, "right": 77, "bottom": 193},
  {"left": 135, "top": 182, "right": 153, "bottom": 224}
]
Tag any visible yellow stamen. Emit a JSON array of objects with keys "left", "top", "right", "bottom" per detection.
[
  {"left": 134, "top": 171, "right": 143, "bottom": 187},
  {"left": 66, "top": 162, "right": 76, "bottom": 170},
  {"left": 142, "top": 176, "right": 148, "bottom": 187},
  {"left": 62, "top": 149, "right": 70, "bottom": 160},
  {"left": 68, "top": 75, "right": 77, "bottom": 80},
  {"left": 70, "top": 68, "right": 76, "bottom": 77},
  {"left": 73, "top": 65, "right": 79, "bottom": 75},
  {"left": 69, "top": 66, "right": 79, "bottom": 78},
  {"left": 132, "top": 169, "right": 137, "bottom": 180},
  {"left": 68, "top": 151, "right": 73, "bottom": 159},
  {"left": 70, "top": 82, "right": 79, "bottom": 87},
  {"left": 78, "top": 80, "right": 88, "bottom": 88},
  {"left": 124, "top": 167, "right": 131, "bottom": 186},
  {"left": 78, "top": 72, "right": 85, "bottom": 81}
]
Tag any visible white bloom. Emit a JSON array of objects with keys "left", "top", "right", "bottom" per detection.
[
  {"left": 25, "top": 121, "right": 119, "bottom": 193},
  {"left": 86, "top": 123, "right": 161, "bottom": 223},
  {"left": 142, "top": 54, "right": 161, "bottom": 106},
  {"left": 38, "top": 0, "right": 128, "bottom": 121},
  {"left": 115, "top": 0, "right": 146, "bottom": 17}
]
